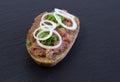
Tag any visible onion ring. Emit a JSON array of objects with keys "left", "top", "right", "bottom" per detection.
[
  {"left": 54, "top": 8, "right": 77, "bottom": 30},
  {"left": 36, "top": 30, "right": 62, "bottom": 49},
  {"left": 33, "top": 26, "right": 53, "bottom": 41}
]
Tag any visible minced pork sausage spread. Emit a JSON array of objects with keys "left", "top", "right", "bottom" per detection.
[{"left": 26, "top": 11, "right": 79, "bottom": 58}]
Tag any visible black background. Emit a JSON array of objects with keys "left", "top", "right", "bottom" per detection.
[{"left": 0, "top": 0, "right": 120, "bottom": 82}]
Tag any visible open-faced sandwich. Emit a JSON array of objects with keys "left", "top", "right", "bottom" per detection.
[{"left": 26, "top": 8, "right": 80, "bottom": 67}]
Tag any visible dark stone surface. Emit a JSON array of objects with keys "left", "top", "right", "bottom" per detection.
[{"left": 0, "top": 0, "right": 120, "bottom": 82}]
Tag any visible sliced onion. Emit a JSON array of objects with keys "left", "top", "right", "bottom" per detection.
[
  {"left": 33, "top": 26, "right": 53, "bottom": 41},
  {"left": 55, "top": 8, "right": 74, "bottom": 18},
  {"left": 36, "top": 30, "right": 62, "bottom": 49},
  {"left": 40, "top": 20, "right": 58, "bottom": 29},
  {"left": 54, "top": 8, "right": 77, "bottom": 30}
]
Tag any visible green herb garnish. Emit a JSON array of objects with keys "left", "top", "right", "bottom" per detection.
[
  {"left": 37, "top": 32, "right": 49, "bottom": 38},
  {"left": 47, "top": 14, "right": 64, "bottom": 22},
  {"left": 26, "top": 39, "right": 31, "bottom": 46},
  {"left": 41, "top": 35, "right": 58, "bottom": 45},
  {"left": 51, "top": 35, "right": 58, "bottom": 41},
  {"left": 41, "top": 40, "right": 47, "bottom": 45},
  {"left": 46, "top": 14, "right": 64, "bottom": 28},
  {"left": 47, "top": 15, "right": 55, "bottom": 21}
]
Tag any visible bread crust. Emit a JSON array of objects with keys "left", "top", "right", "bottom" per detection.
[{"left": 26, "top": 12, "right": 80, "bottom": 67}]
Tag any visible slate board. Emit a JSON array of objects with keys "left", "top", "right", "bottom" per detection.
[{"left": 0, "top": 0, "right": 120, "bottom": 82}]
